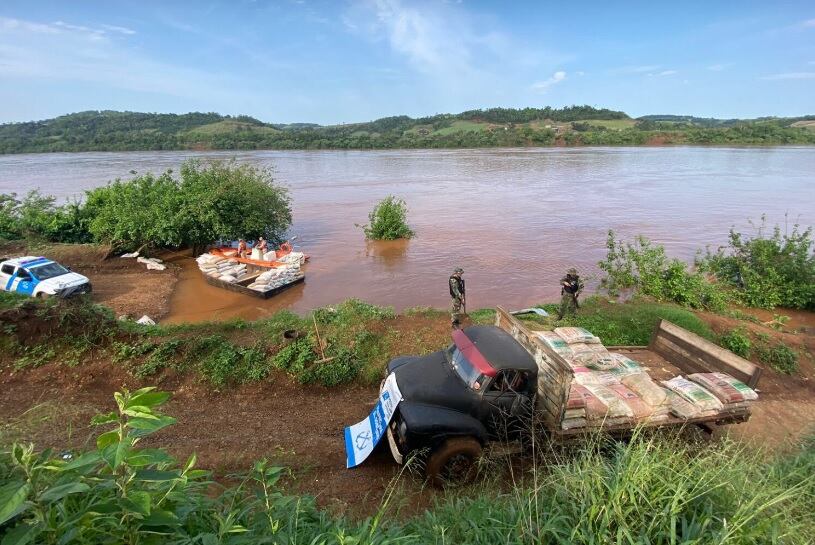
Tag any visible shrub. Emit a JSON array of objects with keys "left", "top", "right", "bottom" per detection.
[
  {"left": 361, "top": 195, "right": 414, "bottom": 240},
  {"left": 756, "top": 342, "right": 798, "bottom": 374},
  {"left": 719, "top": 328, "right": 751, "bottom": 358},
  {"left": 699, "top": 218, "right": 815, "bottom": 310},
  {"left": 598, "top": 231, "right": 729, "bottom": 311}
]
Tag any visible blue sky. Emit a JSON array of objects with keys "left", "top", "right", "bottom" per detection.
[{"left": 0, "top": 1, "right": 813, "bottom": 124}]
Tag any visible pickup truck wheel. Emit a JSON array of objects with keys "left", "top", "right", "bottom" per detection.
[{"left": 426, "top": 437, "right": 481, "bottom": 488}]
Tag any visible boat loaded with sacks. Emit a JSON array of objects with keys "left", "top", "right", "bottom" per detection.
[{"left": 194, "top": 241, "right": 308, "bottom": 298}]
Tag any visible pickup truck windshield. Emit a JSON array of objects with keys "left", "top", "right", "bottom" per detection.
[
  {"left": 447, "top": 346, "right": 486, "bottom": 390},
  {"left": 29, "top": 263, "right": 69, "bottom": 280}
]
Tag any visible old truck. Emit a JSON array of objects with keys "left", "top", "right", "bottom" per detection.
[{"left": 382, "top": 307, "right": 761, "bottom": 486}]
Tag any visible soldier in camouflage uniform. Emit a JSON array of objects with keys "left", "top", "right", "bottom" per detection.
[
  {"left": 557, "top": 267, "right": 583, "bottom": 320},
  {"left": 449, "top": 267, "right": 466, "bottom": 329}
]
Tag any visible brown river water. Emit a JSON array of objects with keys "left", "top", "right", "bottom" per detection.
[{"left": 1, "top": 147, "right": 813, "bottom": 323}]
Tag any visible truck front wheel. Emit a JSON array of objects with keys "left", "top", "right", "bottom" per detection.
[{"left": 426, "top": 437, "right": 482, "bottom": 488}]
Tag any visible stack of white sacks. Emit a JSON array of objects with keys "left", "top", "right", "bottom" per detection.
[
  {"left": 535, "top": 327, "right": 758, "bottom": 431},
  {"left": 195, "top": 254, "right": 250, "bottom": 283},
  {"left": 246, "top": 261, "right": 303, "bottom": 292}
]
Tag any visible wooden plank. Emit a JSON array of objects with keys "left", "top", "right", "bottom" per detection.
[
  {"left": 650, "top": 319, "right": 762, "bottom": 388},
  {"left": 494, "top": 307, "right": 573, "bottom": 428},
  {"left": 652, "top": 337, "right": 710, "bottom": 376}
]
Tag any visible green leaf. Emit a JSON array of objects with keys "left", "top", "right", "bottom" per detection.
[
  {"left": 101, "top": 435, "right": 133, "bottom": 470},
  {"left": 134, "top": 470, "right": 181, "bottom": 482},
  {"left": 0, "top": 523, "right": 39, "bottom": 545},
  {"left": 140, "top": 509, "right": 180, "bottom": 527},
  {"left": 113, "top": 391, "right": 126, "bottom": 412},
  {"left": 0, "top": 482, "right": 31, "bottom": 526},
  {"left": 38, "top": 482, "right": 90, "bottom": 503},
  {"left": 123, "top": 406, "right": 159, "bottom": 419},
  {"left": 91, "top": 411, "right": 119, "bottom": 426},
  {"left": 96, "top": 430, "right": 120, "bottom": 450},
  {"left": 60, "top": 451, "right": 102, "bottom": 472},
  {"left": 122, "top": 491, "right": 151, "bottom": 516},
  {"left": 127, "top": 416, "right": 176, "bottom": 438},
  {"left": 128, "top": 390, "right": 170, "bottom": 409}
]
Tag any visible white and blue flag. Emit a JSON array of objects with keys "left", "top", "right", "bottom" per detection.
[{"left": 344, "top": 373, "right": 402, "bottom": 468}]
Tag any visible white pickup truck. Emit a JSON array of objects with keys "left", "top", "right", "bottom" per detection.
[{"left": 0, "top": 256, "right": 92, "bottom": 298}]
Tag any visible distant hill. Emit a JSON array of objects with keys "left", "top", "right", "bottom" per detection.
[{"left": 1, "top": 106, "right": 813, "bottom": 154}]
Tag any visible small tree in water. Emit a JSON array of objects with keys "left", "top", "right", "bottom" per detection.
[{"left": 361, "top": 195, "right": 414, "bottom": 240}]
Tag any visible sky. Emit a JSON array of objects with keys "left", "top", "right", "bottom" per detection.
[{"left": 0, "top": 0, "right": 813, "bottom": 124}]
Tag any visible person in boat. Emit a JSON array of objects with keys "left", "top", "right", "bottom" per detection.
[
  {"left": 237, "top": 239, "right": 248, "bottom": 259},
  {"left": 255, "top": 236, "right": 268, "bottom": 253},
  {"left": 449, "top": 267, "right": 466, "bottom": 329},
  {"left": 558, "top": 267, "right": 584, "bottom": 320}
]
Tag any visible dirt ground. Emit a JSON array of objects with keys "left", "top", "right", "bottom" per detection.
[
  {"left": 0, "top": 243, "right": 180, "bottom": 320},
  {"left": 1, "top": 245, "right": 814, "bottom": 515},
  {"left": 2, "top": 310, "right": 815, "bottom": 518}
]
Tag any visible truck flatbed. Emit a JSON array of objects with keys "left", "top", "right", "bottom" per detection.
[{"left": 494, "top": 306, "right": 760, "bottom": 437}]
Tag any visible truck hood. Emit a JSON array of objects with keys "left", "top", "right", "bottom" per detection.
[
  {"left": 387, "top": 350, "right": 476, "bottom": 413},
  {"left": 39, "top": 272, "right": 90, "bottom": 291}
]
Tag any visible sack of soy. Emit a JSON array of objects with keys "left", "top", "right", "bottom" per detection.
[
  {"left": 662, "top": 376, "right": 723, "bottom": 412},
  {"left": 621, "top": 373, "right": 668, "bottom": 407},
  {"left": 554, "top": 327, "right": 601, "bottom": 345},
  {"left": 688, "top": 373, "right": 758, "bottom": 403},
  {"left": 535, "top": 331, "right": 574, "bottom": 359}
]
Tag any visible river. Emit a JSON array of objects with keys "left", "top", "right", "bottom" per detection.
[{"left": 1, "top": 147, "right": 813, "bottom": 322}]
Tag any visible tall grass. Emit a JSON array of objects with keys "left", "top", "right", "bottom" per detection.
[{"left": 2, "top": 389, "right": 813, "bottom": 544}]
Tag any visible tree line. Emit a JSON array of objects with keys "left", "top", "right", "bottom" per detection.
[{"left": 1, "top": 107, "right": 814, "bottom": 154}]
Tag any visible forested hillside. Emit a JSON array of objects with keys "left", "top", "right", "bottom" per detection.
[{"left": 1, "top": 106, "right": 813, "bottom": 153}]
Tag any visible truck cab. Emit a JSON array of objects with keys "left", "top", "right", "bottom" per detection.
[
  {"left": 0, "top": 256, "right": 92, "bottom": 298},
  {"left": 384, "top": 325, "right": 536, "bottom": 486}
]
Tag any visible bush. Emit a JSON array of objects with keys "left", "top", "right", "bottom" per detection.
[
  {"left": 756, "top": 342, "right": 798, "bottom": 374},
  {"left": 598, "top": 231, "right": 729, "bottom": 311},
  {"left": 1, "top": 160, "right": 292, "bottom": 253},
  {"left": 719, "top": 328, "right": 751, "bottom": 358},
  {"left": 361, "top": 195, "right": 414, "bottom": 240},
  {"left": 699, "top": 218, "right": 815, "bottom": 310}
]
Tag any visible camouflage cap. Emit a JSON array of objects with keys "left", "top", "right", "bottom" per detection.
[
  {"left": 453, "top": 267, "right": 464, "bottom": 274},
  {"left": 567, "top": 267, "right": 578, "bottom": 275}
]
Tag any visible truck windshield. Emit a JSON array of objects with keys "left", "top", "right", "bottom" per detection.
[
  {"left": 447, "top": 346, "right": 486, "bottom": 390},
  {"left": 28, "top": 263, "right": 69, "bottom": 280}
]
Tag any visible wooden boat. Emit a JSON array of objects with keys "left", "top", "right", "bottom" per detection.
[
  {"left": 199, "top": 241, "right": 308, "bottom": 298},
  {"left": 203, "top": 270, "right": 305, "bottom": 299}
]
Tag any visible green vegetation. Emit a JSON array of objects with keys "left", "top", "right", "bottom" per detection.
[
  {"left": 756, "top": 340, "right": 799, "bottom": 375},
  {"left": 544, "top": 297, "right": 714, "bottom": 345},
  {"left": 2, "top": 388, "right": 814, "bottom": 544},
  {"left": 361, "top": 196, "right": 415, "bottom": 240},
  {"left": 2, "top": 107, "right": 814, "bottom": 154},
  {"left": 598, "top": 231, "right": 729, "bottom": 311},
  {"left": 698, "top": 219, "right": 815, "bottom": 310},
  {"left": 719, "top": 328, "right": 752, "bottom": 358},
  {"left": 600, "top": 220, "right": 815, "bottom": 313},
  {"left": 1, "top": 160, "right": 291, "bottom": 253}
]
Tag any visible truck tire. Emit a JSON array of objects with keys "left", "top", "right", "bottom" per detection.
[{"left": 426, "top": 437, "right": 482, "bottom": 488}]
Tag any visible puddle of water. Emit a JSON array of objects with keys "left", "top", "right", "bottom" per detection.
[{"left": 2, "top": 147, "right": 813, "bottom": 323}]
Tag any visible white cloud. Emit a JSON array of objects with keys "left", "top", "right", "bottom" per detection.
[
  {"left": 707, "top": 63, "right": 729, "bottom": 71},
  {"left": 760, "top": 72, "right": 815, "bottom": 80},
  {"left": 345, "top": 1, "right": 569, "bottom": 79},
  {"left": 0, "top": 16, "right": 248, "bottom": 102},
  {"left": 100, "top": 24, "right": 137, "bottom": 35},
  {"left": 802, "top": 18, "right": 815, "bottom": 28},
  {"left": 658, "top": 70, "right": 677, "bottom": 76},
  {"left": 531, "top": 71, "right": 566, "bottom": 92}
]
